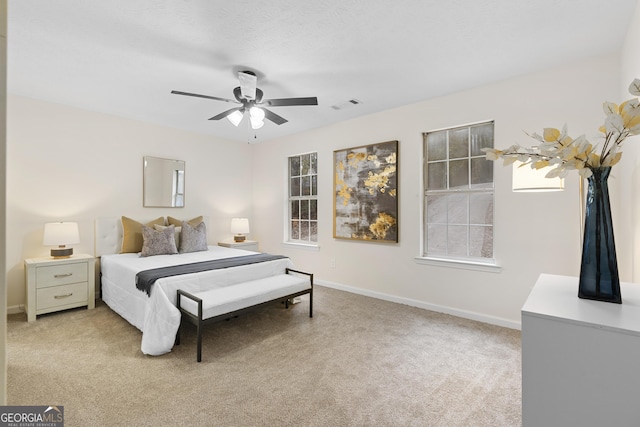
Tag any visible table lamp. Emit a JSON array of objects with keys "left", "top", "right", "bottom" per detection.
[
  {"left": 230, "top": 218, "right": 250, "bottom": 242},
  {"left": 43, "top": 222, "right": 80, "bottom": 258}
]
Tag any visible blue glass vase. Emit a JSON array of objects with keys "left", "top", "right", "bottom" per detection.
[{"left": 578, "top": 167, "right": 621, "bottom": 303}]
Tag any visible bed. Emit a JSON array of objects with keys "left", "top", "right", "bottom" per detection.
[{"left": 96, "top": 217, "right": 294, "bottom": 356}]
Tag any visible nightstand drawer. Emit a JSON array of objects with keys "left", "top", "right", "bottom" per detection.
[
  {"left": 36, "top": 282, "right": 88, "bottom": 312},
  {"left": 35, "top": 262, "right": 88, "bottom": 288}
]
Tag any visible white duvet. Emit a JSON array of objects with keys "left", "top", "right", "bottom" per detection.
[{"left": 100, "top": 246, "right": 293, "bottom": 355}]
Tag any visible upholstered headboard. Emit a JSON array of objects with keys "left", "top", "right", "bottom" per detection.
[
  {"left": 94, "top": 217, "right": 124, "bottom": 257},
  {"left": 94, "top": 216, "right": 211, "bottom": 257}
]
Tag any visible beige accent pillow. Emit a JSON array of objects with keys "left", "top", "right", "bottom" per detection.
[
  {"left": 167, "top": 216, "right": 203, "bottom": 227},
  {"left": 120, "top": 216, "right": 165, "bottom": 253}
]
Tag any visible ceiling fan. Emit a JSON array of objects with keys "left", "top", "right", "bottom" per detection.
[{"left": 171, "top": 71, "right": 318, "bottom": 130}]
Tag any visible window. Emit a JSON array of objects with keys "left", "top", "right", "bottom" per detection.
[
  {"left": 423, "top": 121, "right": 494, "bottom": 261},
  {"left": 173, "top": 169, "right": 184, "bottom": 207},
  {"left": 288, "top": 152, "right": 318, "bottom": 243}
]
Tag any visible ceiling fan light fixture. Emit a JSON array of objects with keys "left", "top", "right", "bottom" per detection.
[
  {"left": 227, "top": 110, "right": 244, "bottom": 127},
  {"left": 250, "top": 116, "right": 264, "bottom": 130},
  {"left": 249, "top": 106, "right": 265, "bottom": 121}
]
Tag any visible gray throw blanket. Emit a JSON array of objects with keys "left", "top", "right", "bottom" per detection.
[{"left": 135, "top": 253, "right": 288, "bottom": 296}]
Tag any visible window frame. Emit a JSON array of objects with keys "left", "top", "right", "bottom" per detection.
[
  {"left": 420, "top": 120, "right": 499, "bottom": 270},
  {"left": 286, "top": 151, "right": 319, "bottom": 246}
]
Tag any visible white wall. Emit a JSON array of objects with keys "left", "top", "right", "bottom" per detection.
[
  {"left": 618, "top": 2, "right": 640, "bottom": 282},
  {"left": 6, "top": 95, "right": 254, "bottom": 310},
  {"left": 252, "top": 55, "right": 620, "bottom": 327}
]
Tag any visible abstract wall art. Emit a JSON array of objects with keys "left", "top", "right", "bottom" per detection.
[{"left": 333, "top": 140, "right": 398, "bottom": 242}]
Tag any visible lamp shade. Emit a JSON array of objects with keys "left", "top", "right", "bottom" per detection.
[
  {"left": 43, "top": 222, "right": 80, "bottom": 258},
  {"left": 512, "top": 161, "right": 564, "bottom": 192},
  {"left": 249, "top": 107, "right": 265, "bottom": 129},
  {"left": 250, "top": 117, "right": 264, "bottom": 129},
  {"left": 227, "top": 110, "right": 244, "bottom": 127},
  {"left": 230, "top": 218, "right": 250, "bottom": 234}
]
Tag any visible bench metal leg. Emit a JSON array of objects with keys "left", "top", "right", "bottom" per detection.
[
  {"left": 197, "top": 321, "right": 202, "bottom": 363},
  {"left": 175, "top": 294, "right": 182, "bottom": 346},
  {"left": 175, "top": 320, "right": 181, "bottom": 346}
]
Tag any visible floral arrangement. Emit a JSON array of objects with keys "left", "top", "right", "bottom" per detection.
[{"left": 483, "top": 79, "right": 640, "bottom": 178}]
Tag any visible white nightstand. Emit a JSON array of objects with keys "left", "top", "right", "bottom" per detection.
[
  {"left": 218, "top": 240, "right": 259, "bottom": 252},
  {"left": 24, "top": 253, "right": 96, "bottom": 322}
]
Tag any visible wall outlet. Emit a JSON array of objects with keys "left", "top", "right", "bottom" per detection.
[{"left": 330, "top": 258, "right": 336, "bottom": 268}]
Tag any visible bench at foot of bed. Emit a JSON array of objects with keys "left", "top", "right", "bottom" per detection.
[{"left": 176, "top": 268, "right": 313, "bottom": 362}]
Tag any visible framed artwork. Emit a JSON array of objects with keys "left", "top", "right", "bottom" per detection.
[{"left": 333, "top": 140, "right": 398, "bottom": 242}]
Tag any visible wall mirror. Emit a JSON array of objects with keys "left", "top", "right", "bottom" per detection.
[{"left": 143, "top": 156, "right": 185, "bottom": 207}]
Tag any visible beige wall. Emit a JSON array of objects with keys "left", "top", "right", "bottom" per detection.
[
  {"left": 619, "top": 1, "right": 640, "bottom": 282},
  {"left": 5, "top": 24, "right": 638, "bottom": 329},
  {"left": 252, "top": 54, "right": 620, "bottom": 327},
  {"left": 6, "top": 96, "right": 254, "bottom": 310}
]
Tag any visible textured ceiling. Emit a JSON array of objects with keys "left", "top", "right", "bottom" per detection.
[{"left": 7, "top": 0, "right": 639, "bottom": 143}]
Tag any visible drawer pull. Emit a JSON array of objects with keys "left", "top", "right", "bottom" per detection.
[
  {"left": 54, "top": 273, "right": 73, "bottom": 278},
  {"left": 54, "top": 293, "right": 73, "bottom": 299}
]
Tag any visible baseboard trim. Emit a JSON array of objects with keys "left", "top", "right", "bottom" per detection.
[
  {"left": 315, "top": 280, "right": 521, "bottom": 330},
  {"left": 7, "top": 305, "right": 23, "bottom": 315}
]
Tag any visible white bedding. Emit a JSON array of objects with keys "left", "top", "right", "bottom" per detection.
[{"left": 101, "top": 245, "right": 293, "bottom": 355}]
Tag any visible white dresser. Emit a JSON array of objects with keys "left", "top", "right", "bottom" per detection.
[
  {"left": 521, "top": 274, "right": 640, "bottom": 426},
  {"left": 24, "top": 253, "right": 96, "bottom": 322}
]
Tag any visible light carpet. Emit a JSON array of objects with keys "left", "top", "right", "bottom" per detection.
[{"left": 7, "top": 286, "right": 521, "bottom": 426}]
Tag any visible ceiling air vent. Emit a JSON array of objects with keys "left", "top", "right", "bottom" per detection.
[{"left": 331, "top": 99, "right": 362, "bottom": 110}]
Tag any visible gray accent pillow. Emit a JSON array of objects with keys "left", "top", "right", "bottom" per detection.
[
  {"left": 179, "top": 221, "right": 207, "bottom": 253},
  {"left": 154, "top": 224, "right": 181, "bottom": 247},
  {"left": 141, "top": 224, "right": 178, "bottom": 257}
]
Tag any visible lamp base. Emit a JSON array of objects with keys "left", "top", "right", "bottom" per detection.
[
  {"left": 234, "top": 234, "right": 246, "bottom": 242},
  {"left": 51, "top": 247, "right": 73, "bottom": 258}
]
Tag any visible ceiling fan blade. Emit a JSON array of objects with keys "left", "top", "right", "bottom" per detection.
[
  {"left": 263, "top": 97, "right": 318, "bottom": 107},
  {"left": 262, "top": 108, "right": 288, "bottom": 125},
  {"left": 208, "top": 107, "right": 244, "bottom": 121},
  {"left": 171, "top": 90, "right": 238, "bottom": 103}
]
